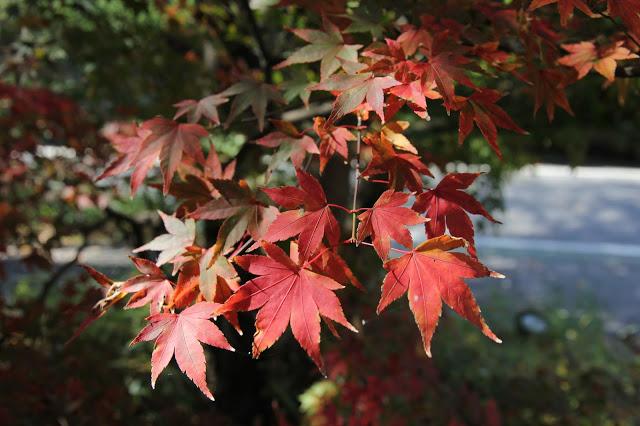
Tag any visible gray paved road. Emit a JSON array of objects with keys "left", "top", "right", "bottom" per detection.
[{"left": 471, "top": 165, "right": 640, "bottom": 327}]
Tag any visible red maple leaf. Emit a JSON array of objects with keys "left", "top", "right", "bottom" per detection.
[
  {"left": 413, "top": 33, "right": 476, "bottom": 111},
  {"left": 455, "top": 89, "right": 527, "bottom": 158},
  {"left": 311, "top": 72, "right": 400, "bottom": 122},
  {"left": 97, "top": 122, "right": 150, "bottom": 187},
  {"left": 386, "top": 80, "right": 436, "bottom": 120},
  {"left": 397, "top": 24, "right": 432, "bottom": 57},
  {"left": 173, "top": 93, "right": 229, "bottom": 125},
  {"left": 607, "top": 0, "right": 640, "bottom": 38},
  {"left": 525, "top": 67, "right": 574, "bottom": 121},
  {"left": 413, "top": 173, "right": 499, "bottom": 258},
  {"left": 263, "top": 169, "right": 341, "bottom": 261},
  {"left": 377, "top": 235, "right": 502, "bottom": 357},
  {"left": 131, "top": 302, "right": 234, "bottom": 400},
  {"left": 305, "top": 244, "right": 363, "bottom": 290},
  {"left": 357, "top": 190, "right": 426, "bottom": 259},
  {"left": 255, "top": 120, "right": 319, "bottom": 172},
  {"left": 558, "top": 40, "right": 637, "bottom": 82},
  {"left": 528, "top": 0, "right": 593, "bottom": 27},
  {"left": 199, "top": 246, "right": 242, "bottom": 333},
  {"left": 219, "top": 79, "right": 284, "bottom": 132},
  {"left": 313, "top": 117, "right": 355, "bottom": 173},
  {"left": 274, "top": 15, "right": 362, "bottom": 80},
  {"left": 219, "top": 242, "right": 356, "bottom": 371},
  {"left": 121, "top": 257, "right": 174, "bottom": 315},
  {"left": 133, "top": 117, "right": 208, "bottom": 194},
  {"left": 190, "top": 180, "right": 278, "bottom": 253},
  {"left": 171, "top": 259, "right": 201, "bottom": 309},
  {"left": 68, "top": 266, "right": 127, "bottom": 343},
  {"left": 163, "top": 144, "right": 237, "bottom": 215},
  {"left": 361, "top": 134, "right": 432, "bottom": 192}
]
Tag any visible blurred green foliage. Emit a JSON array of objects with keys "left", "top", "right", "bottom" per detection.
[{"left": 299, "top": 302, "right": 640, "bottom": 425}]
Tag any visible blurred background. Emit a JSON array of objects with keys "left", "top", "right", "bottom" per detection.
[{"left": 1, "top": 1, "right": 639, "bottom": 425}]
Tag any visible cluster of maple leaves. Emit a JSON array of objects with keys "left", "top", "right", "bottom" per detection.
[{"left": 82, "top": 1, "right": 640, "bottom": 399}]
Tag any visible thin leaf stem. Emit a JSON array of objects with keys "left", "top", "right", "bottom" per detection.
[
  {"left": 238, "top": 0, "right": 273, "bottom": 82},
  {"left": 328, "top": 203, "right": 352, "bottom": 214},
  {"left": 350, "top": 115, "right": 362, "bottom": 242},
  {"left": 357, "top": 240, "right": 410, "bottom": 254},
  {"left": 304, "top": 239, "right": 352, "bottom": 266},
  {"left": 231, "top": 238, "right": 255, "bottom": 258},
  {"left": 599, "top": 12, "right": 640, "bottom": 50}
]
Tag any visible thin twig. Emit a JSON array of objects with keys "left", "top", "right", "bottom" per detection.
[
  {"left": 350, "top": 115, "right": 362, "bottom": 242},
  {"left": 304, "top": 238, "right": 352, "bottom": 266},
  {"left": 230, "top": 237, "right": 255, "bottom": 258},
  {"left": 327, "top": 203, "right": 352, "bottom": 214},
  {"left": 599, "top": 12, "right": 640, "bottom": 50},
  {"left": 238, "top": 0, "right": 273, "bottom": 82},
  {"left": 37, "top": 242, "right": 88, "bottom": 304},
  {"left": 358, "top": 241, "right": 410, "bottom": 254}
]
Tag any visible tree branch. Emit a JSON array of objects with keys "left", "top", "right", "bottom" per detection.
[
  {"left": 599, "top": 12, "right": 640, "bottom": 50},
  {"left": 36, "top": 242, "right": 88, "bottom": 305},
  {"left": 616, "top": 59, "right": 640, "bottom": 78},
  {"left": 350, "top": 115, "right": 362, "bottom": 242},
  {"left": 237, "top": 0, "right": 273, "bottom": 82}
]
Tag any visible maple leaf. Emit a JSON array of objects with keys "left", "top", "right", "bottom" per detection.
[
  {"left": 377, "top": 235, "right": 502, "bottom": 357},
  {"left": 456, "top": 89, "right": 527, "bottom": 158},
  {"left": 197, "top": 246, "right": 238, "bottom": 301},
  {"left": 397, "top": 24, "right": 432, "bottom": 57},
  {"left": 68, "top": 266, "right": 127, "bottom": 343},
  {"left": 413, "top": 173, "right": 499, "bottom": 258},
  {"left": 607, "top": 0, "right": 640, "bottom": 38},
  {"left": 558, "top": 41, "right": 638, "bottom": 82},
  {"left": 361, "top": 134, "right": 432, "bottom": 192},
  {"left": 133, "top": 211, "right": 196, "bottom": 266},
  {"left": 528, "top": 0, "right": 593, "bottom": 27},
  {"left": 191, "top": 180, "right": 278, "bottom": 253},
  {"left": 255, "top": 120, "right": 319, "bottom": 173},
  {"left": 357, "top": 190, "right": 426, "bottom": 259},
  {"left": 362, "top": 37, "right": 416, "bottom": 80},
  {"left": 304, "top": 244, "right": 363, "bottom": 289},
  {"left": 97, "top": 122, "right": 150, "bottom": 186},
  {"left": 131, "top": 302, "right": 234, "bottom": 400},
  {"left": 386, "top": 80, "right": 436, "bottom": 120},
  {"left": 160, "top": 143, "right": 237, "bottom": 215},
  {"left": 281, "top": 73, "right": 313, "bottom": 107},
  {"left": 378, "top": 120, "right": 418, "bottom": 154},
  {"left": 162, "top": 174, "right": 215, "bottom": 216},
  {"left": 219, "top": 242, "right": 356, "bottom": 371},
  {"left": 311, "top": 72, "right": 400, "bottom": 122},
  {"left": 132, "top": 117, "right": 208, "bottom": 194},
  {"left": 199, "top": 246, "right": 242, "bottom": 332},
  {"left": 81, "top": 264, "right": 114, "bottom": 289},
  {"left": 203, "top": 144, "right": 237, "bottom": 181},
  {"left": 471, "top": 41, "right": 512, "bottom": 69},
  {"left": 121, "top": 257, "right": 174, "bottom": 314},
  {"left": 525, "top": 67, "right": 574, "bottom": 121},
  {"left": 313, "top": 116, "right": 355, "bottom": 173},
  {"left": 173, "top": 94, "right": 229, "bottom": 125},
  {"left": 171, "top": 259, "right": 201, "bottom": 309},
  {"left": 263, "top": 169, "right": 341, "bottom": 261},
  {"left": 219, "top": 79, "right": 284, "bottom": 132},
  {"left": 274, "top": 16, "right": 362, "bottom": 80},
  {"left": 414, "top": 34, "right": 476, "bottom": 111}
]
